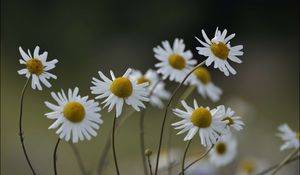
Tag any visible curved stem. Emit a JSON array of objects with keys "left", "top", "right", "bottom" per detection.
[
  {"left": 53, "top": 138, "right": 61, "bottom": 175},
  {"left": 18, "top": 77, "right": 36, "bottom": 175},
  {"left": 154, "top": 60, "right": 206, "bottom": 175},
  {"left": 139, "top": 108, "right": 148, "bottom": 175},
  {"left": 146, "top": 154, "right": 153, "bottom": 175},
  {"left": 181, "top": 140, "right": 192, "bottom": 175},
  {"left": 69, "top": 143, "right": 87, "bottom": 175},
  {"left": 271, "top": 148, "right": 299, "bottom": 175},
  {"left": 112, "top": 113, "right": 120, "bottom": 175}
]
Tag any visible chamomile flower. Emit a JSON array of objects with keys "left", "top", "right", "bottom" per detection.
[
  {"left": 217, "top": 105, "right": 244, "bottom": 132},
  {"left": 236, "top": 158, "right": 268, "bottom": 175},
  {"left": 277, "top": 123, "right": 299, "bottom": 151},
  {"left": 45, "top": 87, "right": 102, "bottom": 143},
  {"left": 154, "top": 38, "right": 197, "bottom": 82},
  {"left": 208, "top": 134, "right": 237, "bottom": 167},
  {"left": 129, "top": 69, "right": 171, "bottom": 108},
  {"left": 196, "top": 28, "right": 243, "bottom": 76},
  {"left": 172, "top": 99, "right": 227, "bottom": 147},
  {"left": 18, "top": 46, "right": 58, "bottom": 90},
  {"left": 188, "top": 67, "right": 222, "bottom": 102},
  {"left": 90, "top": 68, "right": 149, "bottom": 117}
]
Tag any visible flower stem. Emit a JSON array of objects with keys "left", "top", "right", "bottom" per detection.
[
  {"left": 112, "top": 113, "right": 120, "bottom": 175},
  {"left": 18, "top": 77, "right": 36, "bottom": 175},
  {"left": 154, "top": 60, "right": 206, "bottom": 175},
  {"left": 181, "top": 140, "right": 192, "bottom": 175},
  {"left": 69, "top": 143, "right": 87, "bottom": 175},
  {"left": 146, "top": 153, "right": 154, "bottom": 175},
  {"left": 53, "top": 138, "right": 61, "bottom": 175},
  {"left": 271, "top": 148, "right": 299, "bottom": 175}
]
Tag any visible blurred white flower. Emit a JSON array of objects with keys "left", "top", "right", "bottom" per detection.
[
  {"left": 45, "top": 87, "right": 102, "bottom": 143},
  {"left": 277, "top": 123, "right": 299, "bottom": 151},
  {"left": 18, "top": 46, "right": 58, "bottom": 90},
  {"left": 216, "top": 105, "right": 245, "bottom": 132},
  {"left": 196, "top": 28, "right": 243, "bottom": 76},
  {"left": 236, "top": 158, "right": 268, "bottom": 175}
]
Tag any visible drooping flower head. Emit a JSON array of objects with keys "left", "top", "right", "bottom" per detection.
[
  {"left": 129, "top": 69, "right": 171, "bottom": 108},
  {"left": 90, "top": 68, "right": 149, "bottom": 117},
  {"left": 154, "top": 38, "right": 197, "bottom": 82},
  {"left": 196, "top": 28, "right": 243, "bottom": 76},
  {"left": 217, "top": 105, "right": 245, "bottom": 132},
  {"left": 45, "top": 87, "right": 102, "bottom": 143},
  {"left": 172, "top": 99, "right": 227, "bottom": 147},
  {"left": 277, "top": 123, "right": 299, "bottom": 151},
  {"left": 18, "top": 46, "right": 58, "bottom": 90}
]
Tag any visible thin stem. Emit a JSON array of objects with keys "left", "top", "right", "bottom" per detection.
[
  {"left": 69, "top": 143, "right": 87, "bottom": 175},
  {"left": 271, "top": 148, "right": 299, "bottom": 175},
  {"left": 146, "top": 154, "right": 153, "bottom": 175},
  {"left": 18, "top": 77, "right": 36, "bottom": 175},
  {"left": 154, "top": 60, "right": 206, "bottom": 175},
  {"left": 255, "top": 155, "right": 300, "bottom": 175},
  {"left": 181, "top": 140, "right": 192, "bottom": 175},
  {"left": 112, "top": 113, "right": 120, "bottom": 175},
  {"left": 53, "top": 138, "right": 61, "bottom": 175}
]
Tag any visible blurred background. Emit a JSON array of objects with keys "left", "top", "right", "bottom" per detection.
[{"left": 1, "top": 0, "right": 299, "bottom": 174}]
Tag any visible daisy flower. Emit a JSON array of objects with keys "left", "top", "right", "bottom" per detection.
[
  {"left": 18, "top": 46, "right": 58, "bottom": 90},
  {"left": 188, "top": 66, "right": 222, "bottom": 102},
  {"left": 154, "top": 38, "right": 197, "bottom": 82},
  {"left": 236, "top": 158, "right": 268, "bottom": 175},
  {"left": 208, "top": 134, "right": 237, "bottom": 167},
  {"left": 196, "top": 28, "right": 243, "bottom": 76},
  {"left": 217, "top": 105, "right": 245, "bottom": 132},
  {"left": 129, "top": 69, "right": 171, "bottom": 108},
  {"left": 44, "top": 87, "right": 102, "bottom": 143},
  {"left": 90, "top": 68, "right": 149, "bottom": 117},
  {"left": 172, "top": 99, "right": 227, "bottom": 147},
  {"left": 277, "top": 123, "right": 299, "bottom": 151}
]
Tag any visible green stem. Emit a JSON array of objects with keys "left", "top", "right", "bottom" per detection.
[
  {"left": 112, "top": 113, "right": 120, "bottom": 175},
  {"left": 146, "top": 154, "right": 153, "bottom": 175},
  {"left": 271, "top": 148, "right": 299, "bottom": 175},
  {"left": 181, "top": 140, "right": 192, "bottom": 175},
  {"left": 53, "top": 138, "right": 61, "bottom": 175}
]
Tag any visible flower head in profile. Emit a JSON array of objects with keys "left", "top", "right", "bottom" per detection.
[
  {"left": 129, "top": 69, "right": 171, "bottom": 108},
  {"left": 196, "top": 28, "right": 243, "bottom": 76},
  {"left": 217, "top": 105, "right": 244, "bottom": 132},
  {"left": 208, "top": 134, "right": 237, "bottom": 167},
  {"left": 188, "top": 67, "right": 222, "bottom": 102},
  {"left": 154, "top": 38, "right": 197, "bottom": 82},
  {"left": 172, "top": 99, "right": 226, "bottom": 147},
  {"left": 90, "top": 68, "right": 149, "bottom": 117},
  {"left": 18, "top": 46, "right": 58, "bottom": 90},
  {"left": 45, "top": 87, "right": 102, "bottom": 143},
  {"left": 277, "top": 123, "right": 299, "bottom": 151}
]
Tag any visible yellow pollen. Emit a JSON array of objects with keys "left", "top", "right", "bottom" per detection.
[
  {"left": 137, "top": 76, "right": 151, "bottom": 86},
  {"left": 26, "top": 59, "right": 44, "bottom": 75},
  {"left": 168, "top": 54, "right": 186, "bottom": 70},
  {"left": 222, "top": 116, "right": 234, "bottom": 126},
  {"left": 63, "top": 102, "right": 85, "bottom": 123},
  {"left": 193, "top": 67, "right": 211, "bottom": 84},
  {"left": 210, "top": 42, "right": 229, "bottom": 60},
  {"left": 110, "top": 77, "right": 133, "bottom": 98},
  {"left": 215, "top": 142, "right": 227, "bottom": 155},
  {"left": 296, "top": 132, "right": 300, "bottom": 140},
  {"left": 241, "top": 160, "right": 255, "bottom": 174},
  {"left": 191, "top": 107, "right": 212, "bottom": 128}
]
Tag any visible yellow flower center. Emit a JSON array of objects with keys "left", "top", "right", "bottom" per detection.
[
  {"left": 222, "top": 116, "right": 234, "bottom": 126},
  {"left": 241, "top": 160, "right": 256, "bottom": 174},
  {"left": 110, "top": 77, "right": 133, "bottom": 98},
  {"left": 193, "top": 67, "right": 211, "bottom": 84},
  {"left": 26, "top": 59, "right": 44, "bottom": 75},
  {"left": 168, "top": 54, "right": 186, "bottom": 70},
  {"left": 296, "top": 132, "right": 300, "bottom": 140},
  {"left": 215, "top": 142, "right": 227, "bottom": 155},
  {"left": 63, "top": 102, "right": 85, "bottom": 123},
  {"left": 137, "top": 76, "right": 151, "bottom": 86},
  {"left": 210, "top": 42, "right": 229, "bottom": 60},
  {"left": 191, "top": 107, "right": 212, "bottom": 128}
]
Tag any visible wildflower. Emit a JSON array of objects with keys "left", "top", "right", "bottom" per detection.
[
  {"left": 172, "top": 99, "right": 226, "bottom": 147},
  {"left": 236, "top": 158, "right": 268, "bottom": 175},
  {"left": 277, "top": 123, "right": 299, "bottom": 151},
  {"left": 18, "top": 46, "right": 58, "bottom": 90},
  {"left": 188, "top": 67, "right": 222, "bottom": 102},
  {"left": 90, "top": 68, "right": 149, "bottom": 117},
  {"left": 129, "top": 69, "right": 171, "bottom": 108},
  {"left": 154, "top": 38, "right": 197, "bottom": 82},
  {"left": 45, "top": 87, "right": 102, "bottom": 143},
  {"left": 217, "top": 105, "right": 244, "bottom": 132},
  {"left": 196, "top": 28, "right": 243, "bottom": 76}
]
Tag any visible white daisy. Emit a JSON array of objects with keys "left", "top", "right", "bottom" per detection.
[
  {"left": 172, "top": 99, "right": 227, "bottom": 147},
  {"left": 196, "top": 28, "right": 243, "bottom": 76},
  {"left": 154, "top": 38, "right": 197, "bottom": 82},
  {"left": 188, "top": 66, "right": 222, "bottom": 102},
  {"left": 217, "top": 105, "right": 245, "bottom": 132},
  {"left": 236, "top": 158, "right": 268, "bottom": 175},
  {"left": 208, "top": 134, "right": 237, "bottom": 167},
  {"left": 277, "top": 123, "right": 299, "bottom": 151},
  {"left": 129, "top": 69, "right": 171, "bottom": 108},
  {"left": 44, "top": 87, "right": 102, "bottom": 143},
  {"left": 18, "top": 46, "right": 58, "bottom": 90},
  {"left": 90, "top": 68, "right": 149, "bottom": 117}
]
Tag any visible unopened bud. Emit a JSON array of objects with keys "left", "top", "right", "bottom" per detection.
[{"left": 145, "top": 149, "right": 152, "bottom": 156}]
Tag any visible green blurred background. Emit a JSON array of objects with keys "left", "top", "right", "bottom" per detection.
[{"left": 1, "top": 0, "right": 299, "bottom": 174}]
